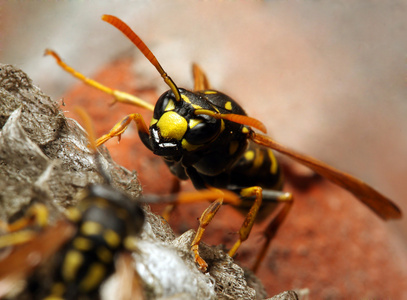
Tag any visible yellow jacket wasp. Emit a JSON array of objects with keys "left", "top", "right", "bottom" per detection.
[
  {"left": 45, "top": 15, "right": 402, "bottom": 273},
  {"left": 0, "top": 109, "right": 145, "bottom": 300}
]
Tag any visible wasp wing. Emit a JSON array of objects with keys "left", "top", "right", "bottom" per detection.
[
  {"left": 192, "top": 63, "right": 211, "bottom": 91},
  {"left": 250, "top": 132, "right": 401, "bottom": 220}
]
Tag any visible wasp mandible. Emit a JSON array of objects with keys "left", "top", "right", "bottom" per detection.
[{"left": 45, "top": 15, "right": 402, "bottom": 273}]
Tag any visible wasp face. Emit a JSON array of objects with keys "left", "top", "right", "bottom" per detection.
[{"left": 149, "top": 89, "right": 222, "bottom": 158}]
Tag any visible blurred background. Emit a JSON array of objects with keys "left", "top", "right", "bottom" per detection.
[{"left": 1, "top": 1, "right": 407, "bottom": 299}]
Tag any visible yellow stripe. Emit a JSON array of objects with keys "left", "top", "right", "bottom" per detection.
[
  {"left": 62, "top": 250, "right": 83, "bottom": 281},
  {"left": 79, "top": 263, "right": 106, "bottom": 292},
  {"left": 103, "top": 229, "right": 121, "bottom": 248},
  {"left": 252, "top": 148, "right": 264, "bottom": 170},
  {"left": 181, "top": 94, "right": 191, "bottom": 103},
  {"left": 181, "top": 139, "right": 202, "bottom": 151},
  {"left": 267, "top": 149, "right": 278, "bottom": 174},
  {"left": 244, "top": 150, "right": 255, "bottom": 161},
  {"left": 225, "top": 101, "right": 232, "bottom": 110},
  {"left": 164, "top": 99, "right": 175, "bottom": 111},
  {"left": 204, "top": 90, "right": 217, "bottom": 94},
  {"left": 81, "top": 221, "right": 103, "bottom": 236},
  {"left": 73, "top": 237, "right": 93, "bottom": 251},
  {"left": 97, "top": 246, "right": 113, "bottom": 263},
  {"left": 241, "top": 127, "right": 249, "bottom": 134},
  {"left": 150, "top": 117, "right": 158, "bottom": 126},
  {"left": 189, "top": 118, "right": 202, "bottom": 129},
  {"left": 65, "top": 207, "right": 82, "bottom": 223}
]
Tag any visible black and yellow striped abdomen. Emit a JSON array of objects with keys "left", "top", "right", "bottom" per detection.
[
  {"left": 229, "top": 141, "right": 283, "bottom": 191},
  {"left": 45, "top": 185, "right": 144, "bottom": 300}
]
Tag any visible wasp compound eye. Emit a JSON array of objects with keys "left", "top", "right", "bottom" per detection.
[
  {"left": 184, "top": 115, "right": 221, "bottom": 145},
  {"left": 153, "top": 89, "right": 185, "bottom": 119}
]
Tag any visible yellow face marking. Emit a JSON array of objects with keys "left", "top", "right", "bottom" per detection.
[
  {"left": 181, "top": 94, "right": 191, "bottom": 103},
  {"left": 204, "top": 90, "right": 217, "bottom": 94},
  {"left": 267, "top": 149, "right": 278, "bottom": 174},
  {"left": 150, "top": 117, "right": 158, "bottom": 126},
  {"left": 81, "top": 221, "right": 103, "bottom": 236},
  {"left": 73, "top": 236, "right": 93, "bottom": 251},
  {"left": 229, "top": 141, "right": 239, "bottom": 155},
  {"left": 62, "top": 250, "right": 83, "bottom": 281},
  {"left": 189, "top": 118, "right": 202, "bottom": 129},
  {"left": 79, "top": 263, "right": 106, "bottom": 292},
  {"left": 103, "top": 229, "right": 121, "bottom": 248},
  {"left": 157, "top": 111, "right": 188, "bottom": 141},
  {"left": 244, "top": 150, "right": 255, "bottom": 161},
  {"left": 224, "top": 101, "right": 232, "bottom": 111},
  {"left": 164, "top": 99, "right": 175, "bottom": 111},
  {"left": 96, "top": 246, "right": 113, "bottom": 263},
  {"left": 181, "top": 139, "right": 203, "bottom": 151}
]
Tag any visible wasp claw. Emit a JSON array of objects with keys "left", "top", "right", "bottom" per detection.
[{"left": 191, "top": 245, "right": 208, "bottom": 272}]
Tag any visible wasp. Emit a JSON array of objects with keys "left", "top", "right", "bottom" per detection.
[
  {"left": 45, "top": 15, "right": 402, "bottom": 273},
  {"left": 0, "top": 109, "right": 145, "bottom": 299}
]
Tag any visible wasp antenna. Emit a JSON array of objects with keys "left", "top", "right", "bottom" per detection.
[
  {"left": 101, "top": 15, "right": 182, "bottom": 102},
  {"left": 194, "top": 109, "right": 267, "bottom": 133},
  {"left": 74, "top": 107, "right": 111, "bottom": 184},
  {"left": 74, "top": 107, "right": 97, "bottom": 151}
]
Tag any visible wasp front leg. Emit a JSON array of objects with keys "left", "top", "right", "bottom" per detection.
[{"left": 96, "top": 113, "right": 152, "bottom": 151}]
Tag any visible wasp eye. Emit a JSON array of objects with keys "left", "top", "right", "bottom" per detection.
[
  {"left": 184, "top": 115, "right": 220, "bottom": 145},
  {"left": 154, "top": 92, "right": 172, "bottom": 119},
  {"left": 154, "top": 89, "right": 183, "bottom": 119}
]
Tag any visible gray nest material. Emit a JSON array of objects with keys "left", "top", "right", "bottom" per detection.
[{"left": 0, "top": 64, "right": 298, "bottom": 300}]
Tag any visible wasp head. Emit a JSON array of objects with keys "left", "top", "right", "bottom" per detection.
[{"left": 149, "top": 89, "right": 222, "bottom": 159}]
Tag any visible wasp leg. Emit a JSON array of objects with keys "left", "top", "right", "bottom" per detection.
[
  {"left": 143, "top": 188, "right": 241, "bottom": 272},
  {"left": 192, "top": 63, "right": 211, "bottom": 91},
  {"left": 179, "top": 189, "right": 243, "bottom": 272},
  {"left": 96, "top": 113, "right": 150, "bottom": 148},
  {"left": 252, "top": 191, "right": 293, "bottom": 273},
  {"left": 45, "top": 49, "right": 154, "bottom": 111},
  {"left": 191, "top": 198, "right": 223, "bottom": 272},
  {"left": 228, "top": 186, "right": 263, "bottom": 257},
  {"left": 0, "top": 203, "right": 49, "bottom": 249},
  {"left": 228, "top": 188, "right": 293, "bottom": 261}
]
